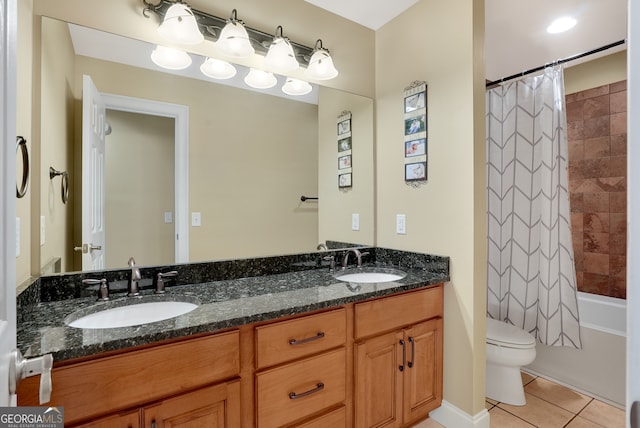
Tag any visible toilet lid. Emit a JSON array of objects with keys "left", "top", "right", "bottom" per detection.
[{"left": 486, "top": 317, "right": 536, "bottom": 348}]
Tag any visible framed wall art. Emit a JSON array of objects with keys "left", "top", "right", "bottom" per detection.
[
  {"left": 337, "top": 111, "right": 352, "bottom": 189},
  {"left": 403, "top": 81, "right": 427, "bottom": 186}
]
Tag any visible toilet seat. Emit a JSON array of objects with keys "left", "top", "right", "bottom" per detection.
[{"left": 486, "top": 317, "right": 536, "bottom": 349}]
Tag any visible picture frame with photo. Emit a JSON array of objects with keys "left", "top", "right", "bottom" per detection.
[
  {"left": 337, "top": 118, "right": 351, "bottom": 136},
  {"left": 405, "top": 161, "right": 427, "bottom": 182},
  {"left": 404, "top": 114, "right": 426, "bottom": 136},
  {"left": 404, "top": 90, "right": 426, "bottom": 113},
  {"left": 405, "top": 138, "right": 427, "bottom": 158},
  {"left": 339, "top": 172, "right": 352, "bottom": 188},
  {"left": 338, "top": 137, "right": 352, "bottom": 152},
  {"left": 338, "top": 154, "right": 352, "bottom": 170}
]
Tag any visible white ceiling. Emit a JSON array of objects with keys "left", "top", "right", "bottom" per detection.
[{"left": 310, "top": 0, "right": 628, "bottom": 82}]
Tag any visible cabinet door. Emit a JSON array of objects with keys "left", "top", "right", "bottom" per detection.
[
  {"left": 402, "top": 318, "right": 443, "bottom": 424},
  {"left": 71, "top": 410, "right": 140, "bottom": 428},
  {"left": 143, "top": 380, "right": 240, "bottom": 428},
  {"left": 354, "top": 330, "right": 404, "bottom": 428}
]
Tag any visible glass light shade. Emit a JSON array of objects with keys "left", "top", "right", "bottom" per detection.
[
  {"left": 282, "top": 78, "right": 312, "bottom": 96},
  {"left": 200, "top": 58, "right": 237, "bottom": 79},
  {"left": 216, "top": 21, "right": 255, "bottom": 58},
  {"left": 151, "top": 45, "right": 192, "bottom": 70},
  {"left": 244, "top": 68, "right": 277, "bottom": 89},
  {"left": 264, "top": 37, "right": 299, "bottom": 73},
  {"left": 304, "top": 49, "right": 339, "bottom": 80},
  {"left": 157, "top": 3, "right": 204, "bottom": 45}
]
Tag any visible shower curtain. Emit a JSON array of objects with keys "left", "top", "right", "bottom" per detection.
[{"left": 486, "top": 66, "right": 581, "bottom": 348}]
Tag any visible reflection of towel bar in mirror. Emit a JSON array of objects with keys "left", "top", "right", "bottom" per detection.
[
  {"left": 16, "top": 136, "right": 29, "bottom": 198},
  {"left": 49, "top": 167, "right": 69, "bottom": 204},
  {"left": 300, "top": 195, "right": 318, "bottom": 202}
]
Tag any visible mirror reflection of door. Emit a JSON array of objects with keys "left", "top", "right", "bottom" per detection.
[{"left": 81, "top": 76, "right": 176, "bottom": 270}]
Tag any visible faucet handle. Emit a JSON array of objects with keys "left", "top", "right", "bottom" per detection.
[
  {"left": 323, "top": 255, "right": 336, "bottom": 272},
  {"left": 83, "top": 278, "right": 109, "bottom": 301},
  {"left": 154, "top": 270, "right": 178, "bottom": 294}
]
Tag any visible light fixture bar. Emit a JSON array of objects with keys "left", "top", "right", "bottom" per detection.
[{"left": 143, "top": 0, "right": 316, "bottom": 67}]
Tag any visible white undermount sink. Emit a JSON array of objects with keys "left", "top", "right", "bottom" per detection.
[
  {"left": 333, "top": 268, "right": 406, "bottom": 284},
  {"left": 65, "top": 296, "right": 199, "bottom": 329}
]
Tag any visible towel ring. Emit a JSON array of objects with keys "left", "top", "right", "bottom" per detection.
[
  {"left": 49, "top": 167, "right": 69, "bottom": 204},
  {"left": 16, "top": 136, "right": 29, "bottom": 198}
]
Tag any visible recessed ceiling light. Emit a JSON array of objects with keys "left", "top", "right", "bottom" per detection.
[{"left": 547, "top": 16, "right": 577, "bottom": 34}]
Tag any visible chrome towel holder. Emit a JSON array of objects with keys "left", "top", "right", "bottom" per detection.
[
  {"left": 16, "top": 136, "right": 29, "bottom": 198},
  {"left": 49, "top": 167, "right": 69, "bottom": 204}
]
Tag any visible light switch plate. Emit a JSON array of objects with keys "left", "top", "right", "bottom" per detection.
[
  {"left": 396, "top": 214, "right": 406, "bottom": 234},
  {"left": 40, "top": 215, "right": 46, "bottom": 245},
  {"left": 191, "top": 212, "right": 201, "bottom": 227},
  {"left": 352, "top": 213, "right": 360, "bottom": 231},
  {"left": 164, "top": 211, "right": 173, "bottom": 224},
  {"left": 16, "top": 217, "right": 20, "bottom": 257}
]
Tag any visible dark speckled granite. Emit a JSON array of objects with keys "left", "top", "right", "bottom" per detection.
[{"left": 17, "top": 248, "right": 449, "bottom": 362}]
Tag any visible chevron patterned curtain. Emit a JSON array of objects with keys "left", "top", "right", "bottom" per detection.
[{"left": 486, "top": 66, "right": 582, "bottom": 348}]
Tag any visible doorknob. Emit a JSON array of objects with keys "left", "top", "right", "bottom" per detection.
[
  {"left": 73, "top": 243, "right": 102, "bottom": 254},
  {"left": 9, "top": 349, "right": 53, "bottom": 404}
]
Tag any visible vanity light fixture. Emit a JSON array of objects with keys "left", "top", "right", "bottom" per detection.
[
  {"left": 216, "top": 9, "right": 255, "bottom": 58},
  {"left": 282, "top": 78, "right": 312, "bottom": 96},
  {"left": 244, "top": 68, "right": 277, "bottom": 89},
  {"left": 157, "top": 1, "right": 204, "bottom": 44},
  {"left": 151, "top": 45, "right": 192, "bottom": 70},
  {"left": 264, "top": 26, "right": 299, "bottom": 73},
  {"left": 200, "top": 57, "right": 237, "bottom": 79},
  {"left": 547, "top": 16, "right": 577, "bottom": 34},
  {"left": 304, "top": 39, "right": 339, "bottom": 80}
]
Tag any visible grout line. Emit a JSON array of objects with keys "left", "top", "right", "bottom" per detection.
[{"left": 491, "top": 403, "right": 537, "bottom": 427}]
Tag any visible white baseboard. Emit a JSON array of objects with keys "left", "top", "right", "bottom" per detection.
[{"left": 429, "top": 400, "right": 490, "bottom": 428}]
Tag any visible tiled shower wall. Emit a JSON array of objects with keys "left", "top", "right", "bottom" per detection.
[{"left": 567, "top": 80, "right": 627, "bottom": 299}]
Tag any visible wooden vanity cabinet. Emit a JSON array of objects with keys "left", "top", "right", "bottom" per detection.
[{"left": 354, "top": 287, "right": 443, "bottom": 428}]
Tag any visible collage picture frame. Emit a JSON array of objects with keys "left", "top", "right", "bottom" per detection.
[
  {"left": 337, "top": 111, "right": 352, "bottom": 189},
  {"left": 403, "top": 81, "right": 428, "bottom": 185}
]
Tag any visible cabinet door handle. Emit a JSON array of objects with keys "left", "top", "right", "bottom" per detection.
[
  {"left": 289, "top": 382, "right": 324, "bottom": 399},
  {"left": 399, "top": 339, "right": 406, "bottom": 372},
  {"left": 151, "top": 420, "right": 156, "bottom": 428},
  {"left": 408, "top": 336, "right": 415, "bottom": 368},
  {"left": 289, "top": 331, "right": 325, "bottom": 346}
]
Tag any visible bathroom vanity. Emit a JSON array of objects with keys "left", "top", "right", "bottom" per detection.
[{"left": 16, "top": 248, "right": 448, "bottom": 427}]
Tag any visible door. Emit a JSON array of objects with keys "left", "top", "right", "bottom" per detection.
[
  {"left": 402, "top": 319, "right": 443, "bottom": 424},
  {"left": 0, "top": 0, "right": 17, "bottom": 407},
  {"left": 354, "top": 330, "right": 403, "bottom": 428},
  {"left": 81, "top": 75, "right": 106, "bottom": 270}
]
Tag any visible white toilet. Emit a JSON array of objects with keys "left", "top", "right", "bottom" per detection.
[{"left": 486, "top": 317, "right": 536, "bottom": 406}]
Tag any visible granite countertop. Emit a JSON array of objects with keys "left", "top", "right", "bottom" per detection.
[{"left": 17, "top": 264, "right": 447, "bottom": 362}]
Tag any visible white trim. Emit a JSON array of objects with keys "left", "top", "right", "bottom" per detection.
[
  {"left": 429, "top": 400, "right": 490, "bottom": 428},
  {"left": 100, "top": 93, "right": 189, "bottom": 263},
  {"left": 577, "top": 291, "right": 626, "bottom": 336}
]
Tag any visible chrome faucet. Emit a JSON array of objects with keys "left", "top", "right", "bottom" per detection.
[{"left": 127, "top": 257, "right": 142, "bottom": 296}]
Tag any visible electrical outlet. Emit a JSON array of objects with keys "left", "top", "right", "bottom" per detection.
[
  {"left": 191, "top": 212, "right": 201, "bottom": 227},
  {"left": 352, "top": 213, "right": 360, "bottom": 231},
  {"left": 396, "top": 214, "right": 406, "bottom": 234},
  {"left": 16, "top": 217, "right": 20, "bottom": 257}
]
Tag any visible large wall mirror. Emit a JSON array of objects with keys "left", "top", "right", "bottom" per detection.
[{"left": 33, "top": 15, "right": 375, "bottom": 276}]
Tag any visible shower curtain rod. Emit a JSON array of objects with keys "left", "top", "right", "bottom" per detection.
[{"left": 485, "top": 39, "right": 626, "bottom": 88}]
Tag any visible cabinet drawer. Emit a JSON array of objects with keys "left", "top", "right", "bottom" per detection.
[
  {"left": 294, "top": 406, "right": 347, "bottom": 428},
  {"left": 18, "top": 330, "right": 240, "bottom": 426},
  {"left": 355, "top": 286, "right": 443, "bottom": 339},
  {"left": 256, "top": 348, "right": 346, "bottom": 428},
  {"left": 255, "top": 308, "right": 346, "bottom": 369}
]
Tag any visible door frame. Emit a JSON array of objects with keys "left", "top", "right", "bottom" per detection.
[{"left": 101, "top": 93, "right": 189, "bottom": 263}]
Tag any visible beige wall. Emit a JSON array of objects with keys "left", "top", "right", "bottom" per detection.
[
  {"left": 16, "top": 0, "right": 34, "bottom": 284},
  {"left": 565, "top": 50, "right": 627, "bottom": 94},
  {"left": 375, "top": 0, "right": 487, "bottom": 417},
  {"left": 39, "top": 17, "right": 75, "bottom": 273},
  {"left": 104, "top": 110, "right": 174, "bottom": 268},
  {"left": 318, "top": 87, "right": 375, "bottom": 246}
]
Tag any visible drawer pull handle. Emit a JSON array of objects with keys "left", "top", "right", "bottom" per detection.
[
  {"left": 408, "top": 336, "right": 415, "bottom": 368},
  {"left": 289, "top": 331, "right": 325, "bottom": 346},
  {"left": 399, "top": 339, "right": 406, "bottom": 372},
  {"left": 289, "top": 382, "right": 325, "bottom": 399}
]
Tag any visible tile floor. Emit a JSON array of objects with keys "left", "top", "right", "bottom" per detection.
[{"left": 412, "top": 372, "right": 626, "bottom": 428}]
